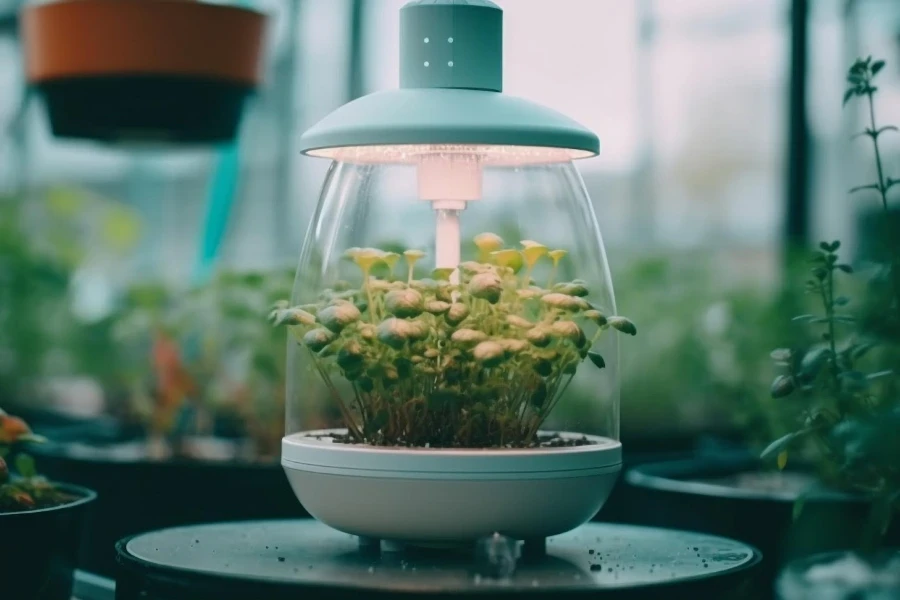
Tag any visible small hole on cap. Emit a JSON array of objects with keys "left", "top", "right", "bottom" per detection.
[
  {"left": 448, "top": 37, "right": 454, "bottom": 43},
  {"left": 448, "top": 61, "right": 454, "bottom": 67},
  {"left": 424, "top": 61, "right": 430, "bottom": 67},
  {"left": 424, "top": 37, "right": 429, "bottom": 43}
]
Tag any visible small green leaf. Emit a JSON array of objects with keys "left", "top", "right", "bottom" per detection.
[
  {"left": 777, "top": 451, "right": 788, "bottom": 470},
  {"left": 587, "top": 351, "right": 606, "bottom": 369},
  {"left": 760, "top": 429, "right": 810, "bottom": 460},
  {"left": 770, "top": 375, "right": 796, "bottom": 399},
  {"left": 837, "top": 264, "right": 854, "bottom": 274},
  {"left": 770, "top": 348, "right": 792, "bottom": 362},
  {"left": 832, "top": 315, "right": 857, "bottom": 324},
  {"left": 607, "top": 316, "right": 637, "bottom": 336},
  {"left": 792, "top": 314, "right": 816, "bottom": 322},
  {"left": 842, "top": 88, "right": 854, "bottom": 106},
  {"left": 866, "top": 370, "right": 893, "bottom": 380},
  {"left": 833, "top": 296, "right": 850, "bottom": 306},
  {"left": 14, "top": 433, "right": 47, "bottom": 445},
  {"left": 800, "top": 347, "right": 830, "bottom": 377},
  {"left": 431, "top": 267, "right": 455, "bottom": 282},
  {"left": 871, "top": 60, "right": 885, "bottom": 75},
  {"left": 851, "top": 342, "right": 876, "bottom": 360},
  {"left": 15, "top": 453, "right": 37, "bottom": 478}
]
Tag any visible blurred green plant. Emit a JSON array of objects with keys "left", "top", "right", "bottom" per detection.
[
  {"left": 110, "top": 267, "right": 294, "bottom": 459},
  {"left": 760, "top": 57, "right": 899, "bottom": 547},
  {"left": 272, "top": 233, "right": 635, "bottom": 448},
  {"left": 604, "top": 250, "right": 808, "bottom": 445},
  {"left": 0, "top": 189, "right": 137, "bottom": 409}
]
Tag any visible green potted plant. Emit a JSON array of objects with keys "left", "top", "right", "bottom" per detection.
[
  {"left": 624, "top": 56, "right": 900, "bottom": 595},
  {"left": 0, "top": 407, "right": 96, "bottom": 600},
  {"left": 276, "top": 233, "right": 635, "bottom": 544}
]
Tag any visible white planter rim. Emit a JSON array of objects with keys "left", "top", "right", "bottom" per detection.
[{"left": 282, "top": 429, "right": 621, "bottom": 480}]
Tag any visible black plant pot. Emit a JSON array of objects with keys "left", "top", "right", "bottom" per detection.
[
  {"left": 29, "top": 435, "right": 306, "bottom": 578},
  {"left": 623, "top": 455, "right": 900, "bottom": 598},
  {"left": 0, "top": 484, "right": 96, "bottom": 600},
  {"left": 37, "top": 76, "right": 252, "bottom": 144},
  {"left": 593, "top": 431, "right": 703, "bottom": 524}
]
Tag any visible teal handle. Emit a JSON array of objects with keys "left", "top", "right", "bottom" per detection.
[
  {"left": 191, "top": 0, "right": 255, "bottom": 286},
  {"left": 192, "top": 142, "right": 240, "bottom": 285}
]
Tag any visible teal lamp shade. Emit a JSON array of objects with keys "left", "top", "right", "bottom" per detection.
[{"left": 297, "top": 0, "right": 599, "bottom": 161}]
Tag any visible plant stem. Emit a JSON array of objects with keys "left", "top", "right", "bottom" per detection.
[
  {"left": 865, "top": 89, "right": 900, "bottom": 320},
  {"left": 821, "top": 266, "right": 843, "bottom": 412},
  {"left": 547, "top": 260, "right": 559, "bottom": 289},
  {"left": 866, "top": 93, "right": 889, "bottom": 213},
  {"left": 362, "top": 268, "right": 376, "bottom": 324}
]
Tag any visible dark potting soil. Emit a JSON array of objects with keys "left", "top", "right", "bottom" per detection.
[{"left": 309, "top": 432, "right": 596, "bottom": 449}]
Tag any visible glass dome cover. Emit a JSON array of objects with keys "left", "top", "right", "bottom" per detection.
[
  {"left": 275, "top": 159, "right": 631, "bottom": 448},
  {"left": 270, "top": 0, "right": 636, "bottom": 544}
]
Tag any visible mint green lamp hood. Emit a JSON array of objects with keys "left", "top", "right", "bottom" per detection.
[{"left": 298, "top": 0, "right": 599, "bottom": 162}]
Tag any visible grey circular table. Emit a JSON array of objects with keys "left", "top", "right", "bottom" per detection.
[{"left": 114, "top": 520, "right": 761, "bottom": 599}]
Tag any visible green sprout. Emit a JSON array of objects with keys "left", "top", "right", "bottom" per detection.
[{"left": 271, "top": 233, "right": 636, "bottom": 448}]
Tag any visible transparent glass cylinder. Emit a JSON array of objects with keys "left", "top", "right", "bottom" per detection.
[{"left": 283, "top": 157, "right": 620, "bottom": 448}]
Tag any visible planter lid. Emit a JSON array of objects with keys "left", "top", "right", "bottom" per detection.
[{"left": 299, "top": 0, "right": 599, "bottom": 161}]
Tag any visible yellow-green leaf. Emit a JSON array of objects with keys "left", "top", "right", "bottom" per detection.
[{"left": 777, "top": 451, "right": 788, "bottom": 470}]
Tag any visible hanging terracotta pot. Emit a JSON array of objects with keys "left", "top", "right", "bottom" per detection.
[{"left": 21, "top": 0, "right": 266, "bottom": 144}]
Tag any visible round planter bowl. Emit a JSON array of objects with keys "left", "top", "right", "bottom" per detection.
[
  {"left": 21, "top": 0, "right": 265, "bottom": 143},
  {"left": 282, "top": 429, "right": 622, "bottom": 543},
  {"left": 0, "top": 484, "right": 96, "bottom": 600}
]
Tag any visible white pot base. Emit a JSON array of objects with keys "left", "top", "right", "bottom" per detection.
[{"left": 282, "top": 429, "right": 621, "bottom": 542}]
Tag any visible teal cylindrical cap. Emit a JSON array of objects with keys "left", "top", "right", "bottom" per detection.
[{"left": 400, "top": 0, "right": 503, "bottom": 92}]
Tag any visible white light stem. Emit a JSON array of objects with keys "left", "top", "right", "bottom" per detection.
[{"left": 435, "top": 207, "right": 461, "bottom": 284}]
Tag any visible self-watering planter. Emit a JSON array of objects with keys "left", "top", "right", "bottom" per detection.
[
  {"left": 21, "top": 0, "right": 265, "bottom": 143},
  {"left": 271, "top": 0, "right": 635, "bottom": 547}
]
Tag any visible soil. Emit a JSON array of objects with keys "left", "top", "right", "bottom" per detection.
[{"left": 309, "top": 432, "right": 598, "bottom": 449}]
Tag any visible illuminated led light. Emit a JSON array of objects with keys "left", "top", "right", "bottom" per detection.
[{"left": 307, "top": 144, "right": 594, "bottom": 166}]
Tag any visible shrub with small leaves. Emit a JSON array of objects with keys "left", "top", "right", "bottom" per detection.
[
  {"left": 760, "top": 57, "right": 899, "bottom": 548},
  {"left": 271, "top": 233, "right": 636, "bottom": 448}
]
